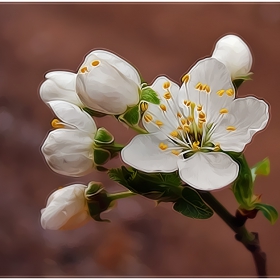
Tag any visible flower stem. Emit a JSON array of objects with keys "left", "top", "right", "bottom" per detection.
[
  {"left": 108, "top": 191, "right": 137, "bottom": 201},
  {"left": 197, "top": 190, "right": 267, "bottom": 277}
]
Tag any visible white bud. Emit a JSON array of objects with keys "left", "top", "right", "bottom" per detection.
[
  {"left": 76, "top": 50, "right": 141, "bottom": 115},
  {"left": 212, "top": 35, "right": 252, "bottom": 80},
  {"left": 41, "top": 184, "right": 90, "bottom": 230}
]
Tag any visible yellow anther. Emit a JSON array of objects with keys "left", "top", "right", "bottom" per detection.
[
  {"left": 163, "top": 81, "right": 170, "bottom": 89},
  {"left": 181, "top": 119, "right": 186, "bottom": 125},
  {"left": 140, "top": 102, "right": 148, "bottom": 112},
  {"left": 57, "top": 186, "right": 63, "bottom": 190},
  {"left": 187, "top": 116, "right": 194, "bottom": 122},
  {"left": 80, "top": 66, "right": 88, "bottom": 73},
  {"left": 202, "top": 84, "right": 207, "bottom": 91},
  {"left": 163, "top": 92, "right": 171, "bottom": 99},
  {"left": 182, "top": 74, "right": 190, "bottom": 83},
  {"left": 155, "top": 120, "right": 163, "bottom": 127},
  {"left": 213, "top": 143, "right": 221, "bottom": 151},
  {"left": 206, "top": 85, "right": 211, "bottom": 93},
  {"left": 160, "top": 104, "right": 167, "bottom": 111},
  {"left": 177, "top": 112, "right": 182, "bottom": 118},
  {"left": 172, "top": 150, "right": 180, "bottom": 156},
  {"left": 220, "top": 108, "right": 228, "bottom": 114},
  {"left": 226, "top": 126, "right": 236, "bottom": 131},
  {"left": 159, "top": 142, "right": 168, "bottom": 150},
  {"left": 197, "top": 105, "right": 202, "bottom": 111},
  {"left": 91, "top": 60, "right": 100, "bottom": 66},
  {"left": 195, "top": 82, "right": 202, "bottom": 90},
  {"left": 216, "top": 89, "right": 225, "bottom": 96},
  {"left": 184, "top": 100, "right": 191, "bottom": 106},
  {"left": 144, "top": 114, "right": 153, "bottom": 122},
  {"left": 183, "top": 126, "right": 190, "bottom": 133},
  {"left": 199, "top": 111, "right": 205, "bottom": 119},
  {"left": 226, "top": 88, "right": 234, "bottom": 96},
  {"left": 199, "top": 118, "right": 206, "bottom": 123},
  {"left": 51, "top": 119, "right": 64, "bottom": 128},
  {"left": 177, "top": 126, "right": 183, "bottom": 130},
  {"left": 170, "top": 130, "right": 179, "bottom": 137},
  {"left": 192, "top": 141, "right": 200, "bottom": 150}
]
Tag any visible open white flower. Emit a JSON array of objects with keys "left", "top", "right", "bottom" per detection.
[
  {"left": 40, "top": 71, "right": 83, "bottom": 107},
  {"left": 212, "top": 35, "right": 252, "bottom": 80},
  {"left": 41, "top": 100, "right": 98, "bottom": 177},
  {"left": 121, "top": 58, "right": 269, "bottom": 191},
  {"left": 76, "top": 50, "right": 141, "bottom": 115},
  {"left": 41, "top": 184, "right": 90, "bottom": 230}
]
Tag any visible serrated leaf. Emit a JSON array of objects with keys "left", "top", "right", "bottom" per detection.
[
  {"left": 140, "top": 87, "right": 160, "bottom": 104},
  {"left": 251, "top": 158, "right": 270, "bottom": 182},
  {"left": 254, "top": 203, "right": 278, "bottom": 225},
  {"left": 94, "top": 128, "right": 114, "bottom": 144},
  {"left": 119, "top": 105, "right": 140, "bottom": 126},
  {"left": 173, "top": 187, "right": 213, "bottom": 219}
]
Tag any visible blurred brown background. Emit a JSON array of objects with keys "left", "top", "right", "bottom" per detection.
[{"left": 0, "top": 2, "right": 280, "bottom": 277}]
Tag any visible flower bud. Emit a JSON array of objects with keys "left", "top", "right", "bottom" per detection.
[
  {"left": 76, "top": 50, "right": 141, "bottom": 115},
  {"left": 212, "top": 35, "right": 252, "bottom": 80},
  {"left": 41, "top": 184, "right": 90, "bottom": 230}
]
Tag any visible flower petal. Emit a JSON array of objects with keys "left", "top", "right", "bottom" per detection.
[
  {"left": 121, "top": 133, "right": 179, "bottom": 173},
  {"left": 48, "top": 100, "right": 97, "bottom": 134},
  {"left": 41, "top": 129, "right": 94, "bottom": 176},
  {"left": 92, "top": 50, "right": 141, "bottom": 85},
  {"left": 40, "top": 71, "right": 83, "bottom": 106},
  {"left": 179, "top": 58, "right": 235, "bottom": 124},
  {"left": 210, "top": 97, "right": 269, "bottom": 152},
  {"left": 178, "top": 152, "right": 239, "bottom": 190}
]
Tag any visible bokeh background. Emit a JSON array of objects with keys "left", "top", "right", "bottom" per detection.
[{"left": 0, "top": 2, "right": 280, "bottom": 277}]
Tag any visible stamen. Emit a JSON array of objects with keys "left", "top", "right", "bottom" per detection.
[
  {"left": 199, "top": 112, "right": 205, "bottom": 119},
  {"left": 172, "top": 150, "right": 180, "bottom": 156},
  {"left": 226, "top": 88, "right": 234, "bottom": 96},
  {"left": 216, "top": 89, "right": 225, "bottom": 96},
  {"left": 220, "top": 108, "right": 228, "bottom": 114},
  {"left": 91, "top": 60, "right": 100, "bottom": 66},
  {"left": 140, "top": 102, "right": 148, "bottom": 112},
  {"left": 226, "top": 126, "right": 236, "bottom": 131},
  {"left": 202, "top": 84, "right": 207, "bottom": 91},
  {"left": 155, "top": 120, "right": 163, "bottom": 127},
  {"left": 51, "top": 119, "right": 64, "bottom": 128},
  {"left": 195, "top": 82, "right": 202, "bottom": 90},
  {"left": 159, "top": 142, "right": 168, "bottom": 150},
  {"left": 163, "top": 81, "right": 170, "bottom": 89},
  {"left": 177, "top": 126, "right": 183, "bottom": 130},
  {"left": 192, "top": 141, "right": 200, "bottom": 150},
  {"left": 182, "top": 74, "right": 190, "bottom": 83},
  {"left": 213, "top": 143, "right": 221, "bottom": 151},
  {"left": 160, "top": 104, "right": 167, "bottom": 111},
  {"left": 164, "top": 92, "right": 171, "bottom": 99},
  {"left": 197, "top": 105, "right": 202, "bottom": 111},
  {"left": 183, "top": 126, "right": 190, "bottom": 133},
  {"left": 187, "top": 116, "right": 194, "bottom": 122},
  {"left": 170, "top": 130, "right": 178, "bottom": 137},
  {"left": 80, "top": 66, "right": 88, "bottom": 73},
  {"left": 181, "top": 119, "right": 187, "bottom": 125},
  {"left": 144, "top": 114, "right": 153, "bottom": 122},
  {"left": 206, "top": 85, "right": 211, "bottom": 93},
  {"left": 184, "top": 100, "right": 191, "bottom": 106},
  {"left": 177, "top": 112, "right": 182, "bottom": 118}
]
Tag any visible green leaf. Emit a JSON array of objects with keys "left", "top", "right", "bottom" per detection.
[
  {"left": 254, "top": 203, "right": 278, "bottom": 224},
  {"left": 251, "top": 158, "right": 270, "bottom": 182},
  {"left": 93, "top": 148, "right": 111, "bottom": 165},
  {"left": 140, "top": 87, "right": 160, "bottom": 104},
  {"left": 83, "top": 107, "right": 107, "bottom": 117},
  {"left": 94, "top": 127, "right": 114, "bottom": 144},
  {"left": 119, "top": 105, "right": 140, "bottom": 126},
  {"left": 227, "top": 152, "right": 254, "bottom": 209},
  {"left": 173, "top": 187, "right": 214, "bottom": 219}
]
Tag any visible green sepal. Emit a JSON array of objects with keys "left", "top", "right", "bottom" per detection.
[
  {"left": 85, "top": 181, "right": 104, "bottom": 197},
  {"left": 83, "top": 107, "right": 107, "bottom": 118},
  {"left": 140, "top": 87, "right": 160, "bottom": 104},
  {"left": 227, "top": 152, "right": 254, "bottom": 209},
  {"left": 93, "top": 148, "right": 111, "bottom": 165},
  {"left": 254, "top": 203, "right": 278, "bottom": 225},
  {"left": 232, "top": 72, "right": 253, "bottom": 90},
  {"left": 251, "top": 158, "right": 270, "bottom": 182},
  {"left": 173, "top": 187, "right": 214, "bottom": 219},
  {"left": 94, "top": 127, "right": 114, "bottom": 145},
  {"left": 118, "top": 105, "right": 140, "bottom": 126}
]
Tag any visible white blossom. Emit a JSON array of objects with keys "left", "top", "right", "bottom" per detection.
[
  {"left": 76, "top": 50, "right": 141, "bottom": 115},
  {"left": 41, "top": 184, "right": 90, "bottom": 230},
  {"left": 121, "top": 58, "right": 269, "bottom": 191},
  {"left": 212, "top": 35, "right": 252, "bottom": 80}
]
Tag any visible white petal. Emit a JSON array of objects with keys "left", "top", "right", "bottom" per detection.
[
  {"left": 76, "top": 56, "right": 139, "bottom": 115},
  {"left": 180, "top": 58, "right": 235, "bottom": 124},
  {"left": 40, "top": 71, "right": 83, "bottom": 106},
  {"left": 212, "top": 35, "right": 252, "bottom": 79},
  {"left": 92, "top": 50, "right": 141, "bottom": 85},
  {"left": 41, "top": 184, "right": 89, "bottom": 230},
  {"left": 48, "top": 100, "right": 97, "bottom": 134},
  {"left": 121, "top": 133, "right": 179, "bottom": 173},
  {"left": 41, "top": 129, "right": 94, "bottom": 176},
  {"left": 178, "top": 152, "right": 239, "bottom": 190},
  {"left": 210, "top": 97, "right": 269, "bottom": 152}
]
